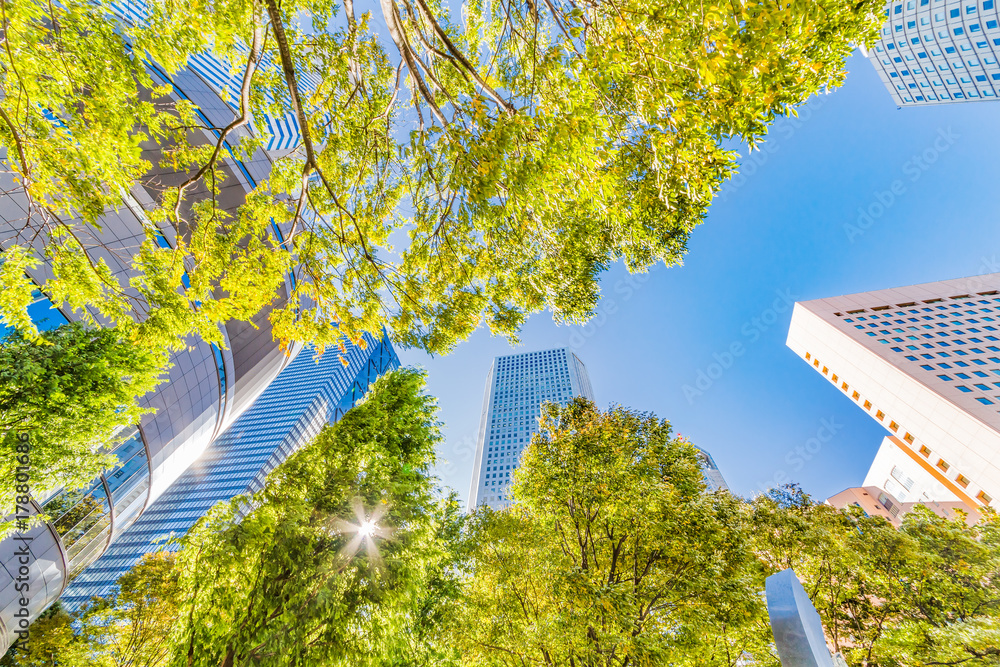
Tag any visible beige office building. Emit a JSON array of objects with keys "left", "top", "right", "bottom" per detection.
[{"left": 787, "top": 274, "right": 1000, "bottom": 515}]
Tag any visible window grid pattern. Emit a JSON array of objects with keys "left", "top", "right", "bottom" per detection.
[
  {"left": 59, "top": 333, "right": 399, "bottom": 609},
  {"left": 840, "top": 295, "right": 1000, "bottom": 410},
  {"left": 108, "top": 0, "right": 321, "bottom": 151},
  {"left": 869, "top": 0, "right": 1000, "bottom": 105},
  {"left": 472, "top": 348, "right": 595, "bottom": 510},
  {"left": 798, "top": 291, "right": 1000, "bottom": 508}
]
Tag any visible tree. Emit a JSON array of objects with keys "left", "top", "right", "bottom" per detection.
[
  {"left": 0, "top": 322, "right": 163, "bottom": 536},
  {"left": 8, "top": 368, "right": 462, "bottom": 666},
  {"left": 75, "top": 552, "right": 182, "bottom": 667},
  {"left": 452, "top": 398, "right": 770, "bottom": 666},
  {"left": 0, "top": 602, "right": 94, "bottom": 667},
  {"left": 3, "top": 553, "right": 180, "bottom": 667},
  {"left": 165, "top": 367, "right": 463, "bottom": 666},
  {"left": 750, "top": 486, "right": 1000, "bottom": 666},
  {"left": 0, "top": 0, "right": 883, "bottom": 357}
]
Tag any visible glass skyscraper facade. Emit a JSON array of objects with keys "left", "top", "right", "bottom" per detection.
[
  {"left": 696, "top": 448, "right": 730, "bottom": 492},
  {"left": 60, "top": 333, "right": 399, "bottom": 608},
  {"left": 468, "top": 348, "right": 595, "bottom": 510},
  {"left": 0, "top": 2, "right": 322, "bottom": 642},
  {"left": 867, "top": 0, "right": 1000, "bottom": 105}
]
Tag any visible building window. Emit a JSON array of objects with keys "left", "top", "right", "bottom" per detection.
[
  {"left": 956, "top": 474, "right": 970, "bottom": 488},
  {"left": 919, "top": 445, "right": 931, "bottom": 457},
  {"left": 832, "top": 373, "right": 839, "bottom": 383},
  {"left": 805, "top": 352, "right": 812, "bottom": 360},
  {"left": 876, "top": 410, "right": 886, "bottom": 420},
  {"left": 937, "top": 458, "right": 950, "bottom": 472},
  {"left": 889, "top": 421, "right": 899, "bottom": 432},
  {"left": 977, "top": 490, "right": 992, "bottom": 504},
  {"left": 864, "top": 400, "right": 873, "bottom": 409},
  {"left": 841, "top": 382, "right": 849, "bottom": 391},
  {"left": 852, "top": 391, "right": 860, "bottom": 400},
  {"left": 822, "top": 366, "right": 829, "bottom": 375},
  {"left": 904, "top": 433, "right": 914, "bottom": 443}
]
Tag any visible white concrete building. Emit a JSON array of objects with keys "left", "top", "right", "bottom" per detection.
[
  {"left": 867, "top": 0, "right": 1000, "bottom": 105},
  {"left": 863, "top": 435, "right": 960, "bottom": 503},
  {"left": 786, "top": 274, "right": 1000, "bottom": 513},
  {"left": 825, "top": 436, "right": 975, "bottom": 526}
]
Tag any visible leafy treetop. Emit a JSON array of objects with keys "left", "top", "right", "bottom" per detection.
[{"left": 0, "top": 0, "right": 883, "bottom": 356}]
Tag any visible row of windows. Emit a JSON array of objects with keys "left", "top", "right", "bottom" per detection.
[
  {"left": 838, "top": 294, "right": 999, "bottom": 318},
  {"left": 842, "top": 296, "right": 1000, "bottom": 409},
  {"left": 892, "top": 0, "right": 994, "bottom": 13},
  {"left": 495, "top": 349, "right": 567, "bottom": 367},
  {"left": 880, "top": 35, "right": 1000, "bottom": 52},
  {"left": 805, "top": 350, "right": 993, "bottom": 506},
  {"left": 887, "top": 55, "right": 1000, "bottom": 70},
  {"left": 890, "top": 18, "right": 997, "bottom": 32},
  {"left": 916, "top": 445, "right": 993, "bottom": 502},
  {"left": 873, "top": 0, "right": 1000, "bottom": 103}
]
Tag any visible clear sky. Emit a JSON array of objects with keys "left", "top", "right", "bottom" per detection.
[{"left": 396, "top": 50, "right": 1000, "bottom": 505}]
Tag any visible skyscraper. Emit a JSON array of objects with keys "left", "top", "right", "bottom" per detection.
[
  {"left": 696, "top": 448, "right": 730, "bottom": 492},
  {"left": 786, "top": 273, "right": 1000, "bottom": 514},
  {"left": 866, "top": 0, "right": 1000, "bottom": 105},
  {"left": 59, "top": 333, "right": 398, "bottom": 608},
  {"left": 825, "top": 437, "right": 976, "bottom": 526},
  {"left": 468, "top": 348, "right": 595, "bottom": 510},
  {"left": 0, "top": 4, "right": 320, "bottom": 644}
]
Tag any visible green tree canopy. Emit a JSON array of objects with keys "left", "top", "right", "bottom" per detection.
[
  {"left": 0, "top": 322, "right": 162, "bottom": 535},
  {"left": 0, "top": 0, "right": 882, "bottom": 356},
  {"left": 77, "top": 552, "right": 181, "bottom": 667},
  {"left": 164, "top": 366, "right": 462, "bottom": 666},
  {"left": 3, "top": 553, "right": 182, "bottom": 667},
  {"left": 452, "top": 398, "right": 771, "bottom": 666},
  {"left": 750, "top": 485, "right": 1000, "bottom": 666},
  {"left": 12, "top": 400, "right": 1000, "bottom": 666},
  {"left": 6, "top": 368, "right": 462, "bottom": 666},
  {"left": 0, "top": 603, "right": 91, "bottom": 667}
]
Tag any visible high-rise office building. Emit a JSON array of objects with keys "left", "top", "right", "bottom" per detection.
[
  {"left": 60, "top": 333, "right": 398, "bottom": 608},
  {"left": 468, "top": 348, "right": 595, "bottom": 510},
  {"left": 0, "top": 4, "right": 318, "bottom": 645},
  {"left": 696, "top": 448, "right": 730, "bottom": 492},
  {"left": 786, "top": 274, "right": 1000, "bottom": 517},
  {"left": 863, "top": 434, "right": 961, "bottom": 503},
  {"left": 866, "top": 0, "right": 1000, "bottom": 105},
  {"left": 826, "top": 435, "right": 976, "bottom": 525}
]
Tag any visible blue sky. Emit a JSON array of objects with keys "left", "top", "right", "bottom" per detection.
[{"left": 397, "top": 50, "right": 1000, "bottom": 505}]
